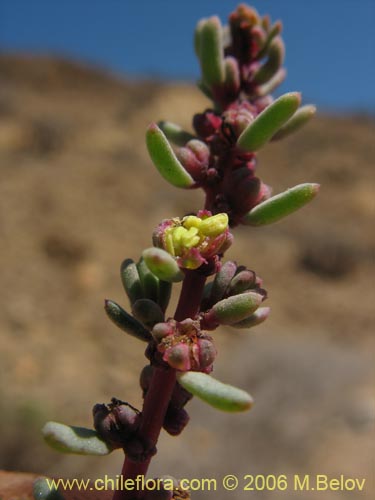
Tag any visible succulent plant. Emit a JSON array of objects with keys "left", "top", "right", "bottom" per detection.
[{"left": 40, "top": 4, "right": 318, "bottom": 500}]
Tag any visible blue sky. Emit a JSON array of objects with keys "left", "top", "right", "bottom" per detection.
[{"left": 0, "top": 0, "right": 374, "bottom": 113}]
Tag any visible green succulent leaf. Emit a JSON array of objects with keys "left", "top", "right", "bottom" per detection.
[
  {"left": 209, "top": 260, "right": 237, "bottom": 304},
  {"left": 255, "top": 68, "right": 286, "bottom": 97},
  {"left": 196, "top": 80, "right": 214, "bottom": 100},
  {"left": 237, "top": 92, "right": 301, "bottom": 151},
  {"left": 194, "top": 18, "right": 205, "bottom": 57},
  {"left": 33, "top": 478, "right": 65, "bottom": 500},
  {"left": 157, "top": 121, "right": 195, "bottom": 147},
  {"left": 210, "top": 291, "right": 263, "bottom": 325},
  {"left": 253, "top": 37, "right": 285, "bottom": 85},
  {"left": 242, "top": 183, "right": 320, "bottom": 226},
  {"left": 224, "top": 56, "right": 240, "bottom": 91},
  {"left": 137, "top": 257, "right": 159, "bottom": 303},
  {"left": 257, "top": 20, "right": 283, "bottom": 59},
  {"left": 271, "top": 104, "right": 316, "bottom": 141},
  {"left": 142, "top": 247, "right": 184, "bottom": 283},
  {"left": 230, "top": 306, "right": 271, "bottom": 329},
  {"left": 157, "top": 279, "right": 172, "bottom": 313},
  {"left": 177, "top": 372, "right": 253, "bottom": 412},
  {"left": 146, "top": 124, "right": 194, "bottom": 188},
  {"left": 42, "top": 422, "right": 112, "bottom": 456},
  {"left": 120, "top": 259, "right": 143, "bottom": 305},
  {"left": 104, "top": 299, "right": 152, "bottom": 342},
  {"left": 198, "top": 16, "right": 225, "bottom": 87},
  {"left": 132, "top": 298, "right": 165, "bottom": 329}
]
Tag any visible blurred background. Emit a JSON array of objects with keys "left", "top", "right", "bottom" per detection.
[{"left": 0, "top": 1, "right": 374, "bottom": 499}]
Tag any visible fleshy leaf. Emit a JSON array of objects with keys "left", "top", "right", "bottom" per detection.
[
  {"left": 42, "top": 422, "right": 112, "bottom": 455},
  {"left": 120, "top": 259, "right": 143, "bottom": 305},
  {"left": 256, "top": 68, "right": 286, "bottom": 97},
  {"left": 271, "top": 104, "right": 316, "bottom": 141},
  {"left": 230, "top": 306, "right": 271, "bottom": 329},
  {"left": 146, "top": 124, "right": 194, "bottom": 188},
  {"left": 253, "top": 37, "right": 285, "bottom": 85},
  {"left": 157, "top": 279, "right": 172, "bottom": 313},
  {"left": 132, "top": 298, "right": 165, "bottom": 329},
  {"left": 157, "top": 121, "right": 195, "bottom": 147},
  {"left": 237, "top": 92, "right": 301, "bottom": 151},
  {"left": 208, "top": 291, "right": 263, "bottom": 325},
  {"left": 194, "top": 18, "right": 205, "bottom": 57},
  {"left": 224, "top": 56, "right": 240, "bottom": 93},
  {"left": 137, "top": 257, "right": 159, "bottom": 303},
  {"left": 177, "top": 372, "right": 253, "bottom": 412},
  {"left": 33, "top": 478, "right": 65, "bottom": 500},
  {"left": 257, "top": 20, "right": 283, "bottom": 59},
  {"left": 142, "top": 247, "right": 184, "bottom": 283},
  {"left": 209, "top": 260, "right": 237, "bottom": 304},
  {"left": 242, "top": 183, "right": 320, "bottom": 226},
  {"left": 198, "top": 16, "right": 225, "bottom": 87},
  {"left": 104, "top": 299, "right": 152, "bottom": 342}
]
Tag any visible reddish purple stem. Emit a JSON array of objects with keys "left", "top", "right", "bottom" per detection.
[{"left": 113, "top": 270, "right": 206, "bottom": 500}]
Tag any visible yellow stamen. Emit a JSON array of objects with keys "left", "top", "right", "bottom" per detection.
[{"left": 199, "top": 213, "right": 229, "bottom": 237}]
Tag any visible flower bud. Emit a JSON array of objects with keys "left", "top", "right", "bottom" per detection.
[
  {"left": 177, "top": 139, "right": 210, "bottom": 181},
  {"left": 163, "top": 407, "right": 190, "bottom": 436},
  {"left": 93, "top": 399, "right": 141, "bottom": 449},
  {"left": 170, "top": 382, "right": 193, "bottom": 409},
  {"left": 163, "top": 343, "right": 191, "bottom": 371},
  {"left": 152, "top": 321, "right": 175, "bottom": 342},
  {"left": 222, "top": 104, "right": 255, "bottom": 139},
  {"left": 193, "top": 110, "right": 222, "bottom": 138},
  {"left": 195, "top": 338, "right": 217, "bottom": 371},
  {"left": 228, "top": 269, "right": 256, "bottom": 295}
]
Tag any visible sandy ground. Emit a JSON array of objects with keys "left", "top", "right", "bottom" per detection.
[{"left": 0, "top": 55, "right": 374, "bottom": 499}]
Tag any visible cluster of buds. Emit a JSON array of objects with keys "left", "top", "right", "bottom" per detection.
[
  {"left": 151, "top": 319, "right": 217, "bottom": 373},
  {"left": 146, "top": 5, "right": 318, "bottom": 227},
  {"left": 201, "top": 260, "right": 269, "bottom": 329},
  {"left": 92, "top": 399, "right": 147, "bottom": 460},
  {"left": 195, "top": 4, "right": 285, "bottom": 109}
]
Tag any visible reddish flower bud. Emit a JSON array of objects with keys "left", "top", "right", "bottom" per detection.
[
  {"left": 195, "top": 338, "right": 217, "bottom": 371},
  {"left": 92, "top": 399, "right": 141, "bottom": 449},
  {"left": 163, "top": 343, "right": 191, "bottom": 371},
  {"left": 222, "top": 103, "right": 255, "bottom": 140},
  {"left": 193, "top": 110, "right": 222, "bottom": 139},
  {"left": 163, "top": 407, "right": 190, "bottom": 436},
  {"left": 177, "top": 139, "right": 210, "bottom": 181},
  {"left": 170, "top": 382, "right": 193, "bottom": 409}
]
